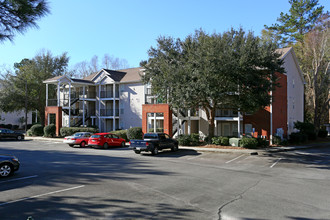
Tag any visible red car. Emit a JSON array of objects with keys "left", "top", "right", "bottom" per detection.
[
  {"left": 63, "top": 132, "right": 93, "bottom": 147},
  {"left": 88, "top": 133, "right": 126, "bottom": 149}
]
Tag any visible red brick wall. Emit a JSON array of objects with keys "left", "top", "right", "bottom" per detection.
[
  {"left": 243, "top": 72, "right": 288, "bottom": 140},
  {"left": 272, "top": 72, "right": 288, "bottom": 138},
  {"left": 45, "top": 106, "right": 62, "bottom": 136},
  {"left": 142, "top": 104, "right": 172, "bottom": 136}
]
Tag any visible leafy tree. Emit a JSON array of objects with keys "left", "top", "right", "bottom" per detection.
[
  {"left": 141, "top": 28, "right": 284, "bottom": 138},
  {"left": 294, "top": 15, "right": 329, "bottom": 129},
  {"left": 264, "top": 0, "right": 324, "bottom": 45},
  {"left": 0, "top": 0, "right": 49, "bottom": 42},
  {"left": 0, "top": 50, "right": 69, "bottom": 126},
  {"left": 73, "top": 54, "right": 129, "bottom": 78}
]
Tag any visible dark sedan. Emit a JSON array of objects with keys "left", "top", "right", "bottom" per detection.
[
  {"left": 0, "top": 128, "right": 24, "bottom": 140},
  {"left": 0, "top": 154, "right": 20, "bottom": 177}
]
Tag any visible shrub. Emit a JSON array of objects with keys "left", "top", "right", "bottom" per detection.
[
  {"left": 60, "top": 127, "right": 99, "bottom": 137},
  {"left": 318, "top": 129, "right": 328, "bottom": 138},
  {"left": 26, "top": 129, "right": 33, "bottom": 136},
  {"left": 110, "top": 130, "right": 128, "bottom": 141},
  {"left": 289, "top": 132, "right": 308, "bottom": 144},
  {"left": 27, "top": 124, "right": 33, "bottom": 129},
  {"left": 212, "top": 136, "right": 230, "bottom": 146},
  {"left": 273, "top": 136, "right": 282, "bottom": 145},
  {"left": 30, "top": 124, "right": 44, "bottom": 136},
  {"left": 280, "top": 139, "right": 288, "bottom": 145},
  {"left": 257, "top": 137, "right": 269, "bottom": 147},
  {"left": 190, "top": 133, "right": 200, "bottom": 145},
  {"left": 294, "top": 121, "right": 316, "bottom": 140},
  {"left": 127, "top": 127, "right": 143, "bottom": 140},
  {"left": 44, "top": 124, "right": 56, "bottom": 137},
  {"left": 212, "top": 136, "right": 221, "bottom": 145},
  {"left": 177, "top": 134, "right": 192, "bottom": 146},
  {"left": 240, "top": 137, "right": 258, "bottom": 149}
]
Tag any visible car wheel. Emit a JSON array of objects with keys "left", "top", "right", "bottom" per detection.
[
  {"left": 69, "top": 144, "right": 74, "bottom": 147},
  {"left": 0, "top": 164, "right": 13, "bottom": 177},
  {"left": 171, "top": 144, "right": 178, "bottom": 152},
  {"left": 103, "top": 142, "right": 109, "bottom": 149},
  {"left": 17, "top": 135, "right": 23, "bottom": 141},
  {"left": 134, "top": 150, "right": 141, "bottom": 154},
  {"left": 80, "top": 141, "right": 86, "bottom": 148},
  {"left": 152, "top": 146, "right": 159, "bottom": 155},
  {"left": 121, "top": 142, "right": 125, "bottom": 147}
]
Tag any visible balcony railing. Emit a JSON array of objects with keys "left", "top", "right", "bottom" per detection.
[
  {"left": 215, "top": 109, "right": 238, "bottom": 117},
  {"left": 100, "top": 109, "right": 113, "bottom": 116},
  {"left": 100, "top": 91, "right": 114, "bottom": 98}
]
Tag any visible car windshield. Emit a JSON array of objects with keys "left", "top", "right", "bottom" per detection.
[
  {"left": 91, "top": 135, "right": 100, "bottom": 138},
  {"left": 73, "top": 133, "right": 83, "bottom": 137},
  {"left": 144, "top": 134, "right": 158, "bottom": 139}
]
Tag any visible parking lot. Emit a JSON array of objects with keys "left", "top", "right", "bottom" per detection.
[{"left": 1, "top": 139, "right": 330, "bottom": 219}]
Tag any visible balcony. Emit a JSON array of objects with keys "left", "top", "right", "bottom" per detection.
[
  {"left": 215, "top": 109, "right": 238, "bottom": 117},
  {"left": 100, "top": 109, "right": 113, "bottom": 116},
  {"left": 100, "top": 91, "right": 114, "bottom": 98}
]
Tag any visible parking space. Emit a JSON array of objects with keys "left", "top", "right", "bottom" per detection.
[{"left": 0, "top": 139, "right": 329, "bottom": 219}]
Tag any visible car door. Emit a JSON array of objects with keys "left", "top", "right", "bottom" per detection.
[
  {"left": 158, "top": 134, "right": 168, "bottom": 150},
  {"left": 111, "top": 134, "right": 121, "bottom": 146},
  {"left": 0, "top": 129, "right": 4, "bottom": 139},
  {"left": 164, "top": 134, "right": 175, "bottom": 148}
]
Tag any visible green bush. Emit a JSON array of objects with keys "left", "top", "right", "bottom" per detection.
[
  {"left": 212, "top": 136, "right": 230, "bottom": 146},
  {"left": 318, "top": 129, "right": 328, "bottom": 138},
  {"left": 257, "top": 137, "right": 269, "bottom": 147},
  {"left": 289, "top": 132, "right": 308, "bottom": 144},
  {"left": 294, "top": 121, "right": 317, "bottom": 140},
  {"left": 273, "top": 136, "right": 282, "bottom": 145},
  {"left": 240, "top": 137, "right": 258, "bottom": 149},
  {"left": 190, "top": 133, "right": 200, "bottom": 145},
  {"left": 280, "top": 139, "right": 288, "bottom": 145},
  {"left": 26, "top": 129, "right": 33, "bottom": 136},
  {"left": 60, "top": 127, "right": 99, "bottom": 137},
  {"left": 127, "top": 127, "right": 143, "bottom": 140},
  {"left": 212, "top": 136, "right": 221, "bottom": 145},
  {"left": 110, "top": 130, "right": 128, "bottom": 141},
  {"left": 30, "top": 124, "right": 44, "bottom": 136},
  {"left": 177, "top": 134, "right": 192, "bottom": 146},
  {"left": 44, "top": 124, "right": 56, "bottom": 137}
]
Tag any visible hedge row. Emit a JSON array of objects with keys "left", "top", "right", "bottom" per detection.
[
  {"left": 176, "top": 133, "right": 200, "bottom": 146},
  {"left": 44, "top": 124, "right": 56, "bottom": 137},
  {"left": 110, "top": 130, "right": 129, "bottom": 141},
  {"left": 60, "top": 127, "right": 99, "bottom": 137}
]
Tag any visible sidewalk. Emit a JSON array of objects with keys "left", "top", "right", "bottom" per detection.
[{"left": 25, "top": 136, "right": 330, "bottom": 155}]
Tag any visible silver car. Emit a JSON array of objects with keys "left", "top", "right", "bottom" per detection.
[{"left": 63, "top": 132, "right": 93, "bottom": 147}]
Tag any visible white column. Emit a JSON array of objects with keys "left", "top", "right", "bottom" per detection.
[
  {"left": 83, "top": 86, "right": 85, "bottom": 127},
  {"left": 47, "top": 113, "right": 50, "bottom": 126},
  {"left": 214, "top": 120, "right": 217, "bottom": 136},
  {"left": 46, "top": 84, "right": 48, "bottom": 106},
  {"left": 98, "top": 84, "right": 101, "bottom": 131},
  {"left": 68, "top": 82, "right": 71, "bottom": 127},
  {"left": 57, "top": 82, "right": 60, "bottom": 106},
  {"left": 113, "top": 83, "right": 116, "bottom": 130}
]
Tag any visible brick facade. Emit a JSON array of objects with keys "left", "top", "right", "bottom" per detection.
[
  {"left": 45, "top": 106, "right": 62, "bottom": 136},
  {"left": 142, "top": 104, "right": 172, "bottom": 136}
]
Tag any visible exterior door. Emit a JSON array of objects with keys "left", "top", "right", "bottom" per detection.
[{"left": 222, "top": 123, "right": 231, "bottom": 137}]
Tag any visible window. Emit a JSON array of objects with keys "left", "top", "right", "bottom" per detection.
[{"left": 245, "top": 124, "right": 252, "bottom": 134}]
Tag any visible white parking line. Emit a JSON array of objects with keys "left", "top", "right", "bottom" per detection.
[
  {"left": 0, "top": 185, "right": 85, "bottom": 206},
  {"left": 0, "top": 175, "right": 38, "bottom": 184},
  {"left": 270, "top": 158, "right": 282, "bottom": 168},
  {"left": 225, "top": 154, "right": 245, "bottom": 163}
]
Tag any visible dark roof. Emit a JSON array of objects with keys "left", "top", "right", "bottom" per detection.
[
  {"left": 71, "top": 78, "right": 94, "bottom": 84},
  {"left": 103, "top": 69, "right": 127, "bottom": 82}
]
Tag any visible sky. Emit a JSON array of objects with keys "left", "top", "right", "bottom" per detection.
[{"left": 1, "top": 0, "right": 329, "bottom": 71}]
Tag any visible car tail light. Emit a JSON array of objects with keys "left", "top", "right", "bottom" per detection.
[
  {"left": 129, "top": 141, "right": 131, "bottom": 145},
  {"left": 146, "top": 142, "right": 149, "bottom": 146},
  {"left": 71, "top": 138, "right": 76, "bottom": 140}
]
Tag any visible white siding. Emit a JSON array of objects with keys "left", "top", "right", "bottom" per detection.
[
  {"left": 119, "top": 83, "right": 144, "bottom": 129},
  {"left": 0, "top": 110, "right": 32, "bottom": 126},
  {"left": 283, "top": 51, "right": 304, "bottom": 134}
]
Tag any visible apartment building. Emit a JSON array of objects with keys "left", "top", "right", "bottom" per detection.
[{"left": 44, "top": 47, "right": 304, "bottom": 140}]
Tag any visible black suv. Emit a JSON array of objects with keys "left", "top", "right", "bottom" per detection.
[{"left": 0, "top": 128, "right": 24, "bottom": 140}]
